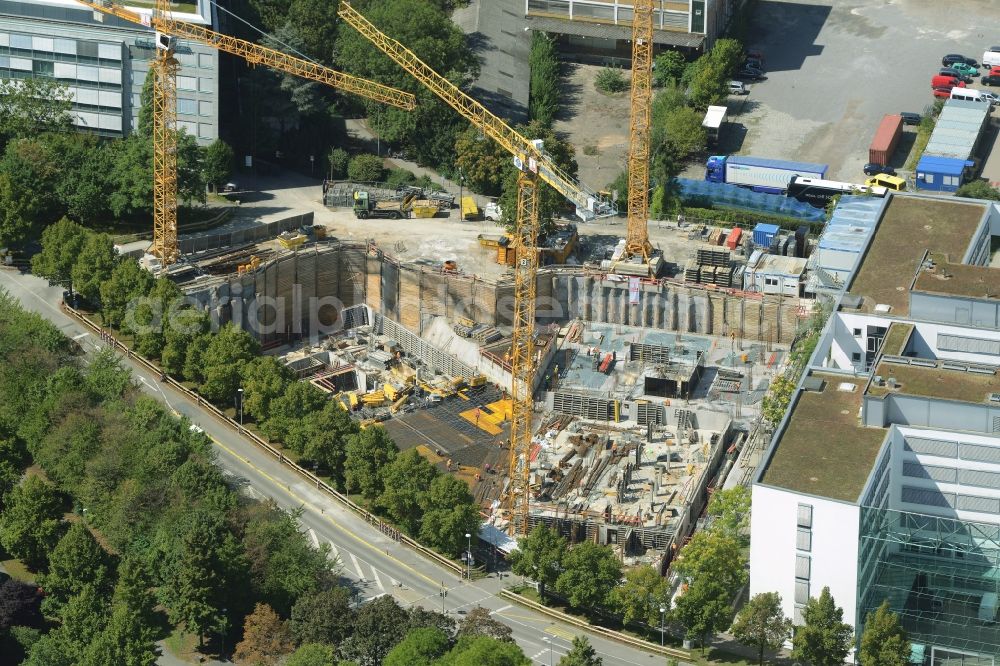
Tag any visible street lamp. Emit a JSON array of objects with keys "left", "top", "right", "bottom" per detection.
[
  {"left": 236, "top": 388, "right": 244, "bottom": 426},
  {"left": 543, "top": 636, "right": 552, "bottom": 666},
  {"left": 465, "top": 532, "right": 472, "bottom": 580},
  {"left": 659, "top": 606, "right": 666, "bottom": 646},
  {"left": 220, "top": 608, "right": 228, "bottom": 659}
]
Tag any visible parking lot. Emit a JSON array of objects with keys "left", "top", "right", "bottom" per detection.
[{"left": 734, "top": 0, "right": 1000, "bottom": 181}]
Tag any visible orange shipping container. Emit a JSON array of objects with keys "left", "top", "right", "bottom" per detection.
[{"left": 869, "top": 114, "right": 903, "bottom": 166}]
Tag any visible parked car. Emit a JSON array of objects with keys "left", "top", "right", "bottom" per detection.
[
  {"left": 864, "top": 163, "right": 897, "bottom": 176},
  {"left": 737, "top": 66, "right": 766, "bottom": 81},
  {"left": 988, "top": 66, "right": 1000, "bottom": 77},
  {"left": 931, "top": 75, "right": 962, "bottom": 88},
  {"left": 939, "top": 67, "right": 973, "bottom": 83},
  {"left": 990, "top": 46, "right": 1000, "bottom": 53},
  {"left": 899, "top": 112, "right": 922, "bottom": 126},
  {"left": 932, "top": 86, "right": 954, "bottom": 98},
  {"left": 866, "top": 174, "right": 906, "bottom": 191},
  {"left": 728, "top": 80, "right": 749, "bottom": 95},
  {"left": 948, "top": 61, "right": 980, "bottom": 77},
  {"left": 982, "top": 75, "right": 1000, "bottom": 87},
  {"left": 942, "top": 54, "right": 978, "bottom": 67}
]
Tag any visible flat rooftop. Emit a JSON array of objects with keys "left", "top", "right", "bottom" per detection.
[
  {"left": 867, "top": 360, "right": 999, "bottom": 405},
  {"left": 760, "top": 372, "right": 888, "bottom": 502},
  {"left": 913, "top": 252, "right": 1000, "bottom": 301},
  {"left": 847, "top": 197, "right": 987, "bottom": 316}
]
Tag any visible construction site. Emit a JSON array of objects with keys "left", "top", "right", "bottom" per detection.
[{"left": 89, "top": 0, "right": 812, "bottom": 570}]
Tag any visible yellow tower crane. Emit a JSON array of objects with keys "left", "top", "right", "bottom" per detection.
[
  {"left": 76, "top": 0, "right": 416, "bottom": 267},
  {"left": 339, "top": 1, "right": 616, "bottom": 535},
  {"left": 624, "top": 0, "right": 655, "bottom": 270}
]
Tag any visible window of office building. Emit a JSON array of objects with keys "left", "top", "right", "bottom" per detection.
[
  {"left": 199, "top": 100, "right": 212, "bottom": 117},
  {"left": 199, "top": 77, "right": 213, "bottom": 93},
  {"left": 177, "top": 98, "right": 197, "bottom": 115},
  {"left": 199, "top": 53, "right": 212, "bottom": 68},
  {"left": 198, "top": 123, "right": 213, "bottom": 139},
  {"left": 177, "top": 75, "right": 197, "bottom": 91}
]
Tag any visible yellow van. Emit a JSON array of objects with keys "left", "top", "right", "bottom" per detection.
[{"left": 865, "top": 174, "right": 906, "bottom": 191}]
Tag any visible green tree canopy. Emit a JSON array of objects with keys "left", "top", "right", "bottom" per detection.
[
  {"left": 0, "top": 78, "right": 72, "bottom": 150},
  {"left": 731, "top": 592, "right": 792, "bottom": 665},
  {"left": 344, "top": 426, "right": 398, "bottom": 500},
  {"left": 456, "top": 606, "right": 513, "bottom": 644},
  {"left": 509, "top": 525, "right": 566, "bottom": 599},
  {"left": 203, "top": 139, "right": 234, "bottom": 191},
  {"left": 347, "top": 154, "right": 386, "bottom": 183},
  {"left": 762, "top": 375, "right": 795, "bottom": 427},
  {"left": 859, "top": 600, "right": 910, "bottom": 666},
  {"left": 555, "top": 542, "right": 622, "bottom": 610},
  {"left": 707, "top": 485, "right": 751, "bottom": 543},
  {"left": 558, "top": 635, "right": 602, "bottom": 666},
  {"left": 378, "top": 448, "right": 438, "bottom": 534},
  {"left": 198, "top": 323, "right": 261, "bottom": 404},
  {"left": 384, "top": 626, "right": 451, "bottom": 666},
  {"left": 71, "top": 232, "right": 117, "bottom": 305},
  {"left": 0, "top": 474, "right": 64, "bottom": 570},
  {"left": 261, "top": 380, "right": 328, "bottom": 447},
  {"left": 289, "top": 586, "right": 355, "bottom": 647},
  {"left": 100, "top": 258, "right": 156, "bottom": 330},
  {"left": 240, "top": 356, "right": 294, "bottom": 423},
  {"left": 791, "top": 587, "right": 854, "bottom": 666},
  {"left": 955, "top": 180, "right": 1000, "bottom": 200},
  {"left": 653, "top": 51, "right": 687, "bottom": 88},
  {"left": 437, "top": 635, "right": 530, "bottom": 666},
  {"left": 286, "top": 643, "right": 336, "bottom": 666},
  {"left": 497, "top": 121, "right": 577, "bottom": 234},
  {"left": 338, "top": 595, "right": 410, "bottom": 666},
  {"left": 38, "top": 522, "right": 114, "bottom": 615},
  {"left": 608, "top": 564, "right": 670, "bottom": 626},
  {"left": 529, "top": 32, "right": 560, "bottom": 126},
  {"left": 661, "top": 106, "right": 707, "bottom": 158},
  {"left": 454, "top": 126, "right": 509, "bottom": 197},
  {"left": 31, "top": 218, "right": 88, "bottom": 295}
]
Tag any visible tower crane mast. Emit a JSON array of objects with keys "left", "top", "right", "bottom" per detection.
[
  {"left": 624, "top": 0, "right": 655, "bottom": 267},
  {"left": 76, "top": 0, "right": 416, "bottom": 267}
]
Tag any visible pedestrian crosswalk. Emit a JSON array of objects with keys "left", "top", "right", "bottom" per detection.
[{"left": 314, "top": 532, "right": 400, "bottom": 593}]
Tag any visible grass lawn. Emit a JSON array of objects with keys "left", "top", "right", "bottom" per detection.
[
  {"left": 163, "top": 627, "right": 213, "bottom": 662},
  {"left": 0, "top": 558, "right": 37, "bottom": 584}
]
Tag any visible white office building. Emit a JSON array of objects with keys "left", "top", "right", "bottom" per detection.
[
  {"left": 0, "top": 0, "right": 219, "bottom": 144},
  {"left": 752, "top": 194, "right": 1000, "bottom": 665}
]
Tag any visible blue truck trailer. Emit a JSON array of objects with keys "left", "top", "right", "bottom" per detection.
[{"left": 705, "top": 155, "right": 828, "bottom": 194}]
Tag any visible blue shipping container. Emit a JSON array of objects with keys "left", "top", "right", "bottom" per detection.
[{"left": 753, "top": 223, "right": 780, "bottom": 247}]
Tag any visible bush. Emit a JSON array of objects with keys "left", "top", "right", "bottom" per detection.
[
  {"left": 653, "top": 51, "right": 687, "bottom": 87},
  {"left": 595, "top": 67, "right": 628, "bottom": 94},
  {"left": 955, "top": 180, "right": 1000, "bottom": 201},
  {"left": 327, "top": 147, "right": 349, "bottom": 180},
  {"left": 347, "top": 153, "right": 385, "bottom": 183},
  {"left": 386, "top": 168, "right": 417, "bottom": 188}
]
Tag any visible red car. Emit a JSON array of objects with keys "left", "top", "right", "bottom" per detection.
[{"left": 932, "top": 86, "right": 954, "bottom": 98}]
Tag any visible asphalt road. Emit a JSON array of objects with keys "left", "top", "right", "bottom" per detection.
[{"left": 0, "top": 268, "right": 668, "bottom": 666}]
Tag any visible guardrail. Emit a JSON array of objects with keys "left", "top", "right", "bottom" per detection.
[
  {"left": 60, "top": 303, "right": 466, "bottom": 577},
  {"left": 498, "top": 589, "right": 690, "bottom": 659}
]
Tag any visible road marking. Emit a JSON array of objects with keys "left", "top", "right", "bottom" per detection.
[
  {"left": 308, "top": 528, "right": 319, "bottom": 548},
  {"left": 72, "top": 332, "right": 89, "bottom": 340},
  {"left": 372, "top": 568, "right": 385, "bottom": 592},
  {"left": 388, "top": 576, "right": 399, "bottom": 588},
  {"left": 349, "top": 552, "right": 365, "bottom": 580},
  {"left": 491, "top": 604, "right": 512, "bottom": 615},
  {"left": 544, "top": 625, "right": 577, "bottom": 641},
  {"left": 327, "top": 540, "right": 339, "bottom": 558}
]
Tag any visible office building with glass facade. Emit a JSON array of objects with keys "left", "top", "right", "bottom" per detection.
[
  {"left": 0, "top": 0, "right": 219, "bottom": 144},
  {"left": 752, "top": 194, "right": 1000, "bottom": 665}
]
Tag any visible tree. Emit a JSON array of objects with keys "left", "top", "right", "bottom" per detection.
[
  {"left": 183, "top": 333, "right": 211, "bottom": 385},
  {"left": 261, "top": 381, "right": 328, "bottom": 449},
  {"left": 762, "top": 375, "right": 796, "bottom": 427},
  {"left": 955, "top": 180, "right": 1000, "bottom": 201},
  {"left": 859, "top": 600, "right": 910, "bottom": 666},
  {"left": 347, "top": 154, "right": 386, "bottom": 183},
  {"left": 0, "top": 579, "right": 44, "bottom": 630},
  {"left": 649, "top": 141, "right": 683, "bottom": 218},
  {"left": 687, "top": 59, "right": 727, "bottom": 110},
  {"left": 791, "top": 587, "right": 854, "bottom": 666},
  {"left": 407, "top": 606, "right": 456, "bottom": 639},
  {"left": 496, "top": 121, "right": 577, "bottom": 234},
  {"left": 100, "top": 258, "right": 156, "bottom": 329},
  {"left": 417, "top": 474, "right": 480, "bottom": 556},
  {"left": 608, "top": 565, "right": 669, "bottom": 627},
  {"left": 558, "top": 636, "right": 601, "bottom": 666},
  {"left": 327, "top": 148, "right": 349, "bottom": 180},
  {"left": 731, "top": 592, "right": 792, "bottom": 666},
  {"left": 709, "top": 38, "right": 744, "bottom": 79},
  {"left": 378, "top": 448, "right": 438, "bottom": 534},
  {"left": 661, "top": 106, "right": 707, "bottom": 158},
  {"left": 233, "top": 603, "right": 294, "bottom": 666},
  {"left": 672, "top": 578, "right": 732, "bottom": 653},
  {"left": 203, "top": 139, "right": 234, "bottom": 192},
  {"left": 0, "top": 474, "right": 64, "bottom": 570},
  {"left": 707, "top": 485, "right": 751, "bottom": 543},
  {"left": 509, "top": 526, "right": 566, "bottom": 600},
  {"left": 177, "top": 131, "right": 207, "bottom": 206},
  {"left": 343, "top": 427, "right": 398, "bottom": 500},
  {"left": 383, "top": 627, "right": 451, "bottom": 666},
  {"left": 31, "top": 218, "right": 88, "bottom": 296},
  {"left": 38, "top": 522, "right": 114, "bottom": 615},
  {"left": 289, "top": 587, "right": 355, "bottom": 647},
  {"left": 80, "top": 599, "right": 159, "bottom": 666},
  {"left": 0, "top": 138, "right": 63, "bottom": 245},
  {"left": 457, "top": 606, "right": 513, "bottom": 643},
  {"left": 71, "top": 233, "right": 117, "bottom": 305},
  {"left": 0, "top": 78, "right": 72, "bottom": 150},
  {"left": 240, "top": 356, "right": 294, "bottom": 423},
  {"left": 454, "top": 126, "right": 509, "bottom": 196},
  {"left": 653, "top": 51, "right": 687, "bottom": 88},
  {"left": 162, "top": 308, "right": 210, "bottom": 377},
  {"left": 338, "top": 595, "right": 410, "bottom": 666},
  {"left": 107, "top": 136, "right": 153, "bottom": 219},
  {"left": 299, "top": 404, "right": 356, "bottom": 486},
  {"left": 555, "top": 542, "right": 622, "bottom": 611},
  {"left": 528, "top": 31, "right": 560, "bottom": 126},
  {"left": 199, "top": 323, "right": 261, "bottom": 404},
  {"left": 437, "top": 635, "right": 530, "bottom": 666},
  {"left": 286, "top": 644, "right": 336, "bottom": 666}
]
